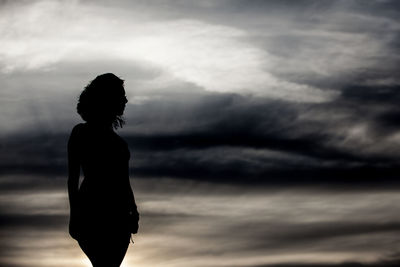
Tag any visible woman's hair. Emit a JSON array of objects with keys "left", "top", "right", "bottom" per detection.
[{"left": 77, "top": 73, "right": 126, "bottom": 129}]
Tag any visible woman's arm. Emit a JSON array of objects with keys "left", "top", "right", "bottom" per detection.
[
  {"left": 67, "top": 126, "right": 81, "bottom": 211},
  {"left": 127, "top": 181, "right": 139, "bottom": 215},
  {"left": 67, "top": 125, "right": 82, "bottom": 239},
  {"left": 127, "top": 174, "right": 139, "bottom": 234}
]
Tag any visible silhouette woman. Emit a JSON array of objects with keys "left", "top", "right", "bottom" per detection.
[{"left": 68, "top": 73, "right": 139, "bottom": 267}]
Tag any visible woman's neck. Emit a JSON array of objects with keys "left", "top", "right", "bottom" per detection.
[{"left": 86, "top": 121, "right": 114, "bottom": 132}]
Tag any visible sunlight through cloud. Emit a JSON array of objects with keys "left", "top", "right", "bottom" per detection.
[{"left": 0, "top": 0, "right": 336, "bottom": 102}]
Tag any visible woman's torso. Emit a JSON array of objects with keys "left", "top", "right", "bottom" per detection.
[{"left": 75, "top": 123, "right": 131, "bottom": 217}]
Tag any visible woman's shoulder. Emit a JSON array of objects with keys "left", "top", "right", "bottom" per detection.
[
  {"left": 71, "top": 123, "right": 87, "bottom": 133},
  {"left": 69, "top": 123, "right": 88, "bottom": 140}
]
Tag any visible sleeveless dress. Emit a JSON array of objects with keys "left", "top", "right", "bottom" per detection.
[{"left": 69, "top": 123, "right": 135, "bottom": 244}]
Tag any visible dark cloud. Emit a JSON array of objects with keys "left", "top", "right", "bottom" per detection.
[
  {"left": 339, "top": 85, "right": 400, "bottom": 105},
  {"left": 252, "top": 258, "right": 400, "bottom": 267},
  {"left": 0, "top": 213, "right": 67, "bottom": 230},
  {"left": 245, "top": 221, "right": 400, "bottom": 250},
  {"left": 376, "top": 109, "right": 400, "bottom": 130},
  {"left": 2, "top": 88, "right": 400, "bottom": 185}
]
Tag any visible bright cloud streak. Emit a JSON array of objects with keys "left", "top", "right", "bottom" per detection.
[{"left": 0, "top": 0, "right": 336, "bottom": 102}]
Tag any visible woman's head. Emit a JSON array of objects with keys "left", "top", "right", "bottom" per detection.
[{"left": 77, "top": 73, "right": 127, "bottom": 129}]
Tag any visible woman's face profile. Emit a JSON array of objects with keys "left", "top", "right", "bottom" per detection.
[{"left": 115, "top": 87, "right": 128, "bottom": 116}]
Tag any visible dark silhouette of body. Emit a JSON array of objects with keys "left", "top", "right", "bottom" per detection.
[{"left": 68, "top": 73, "right": 139, "bottom": 267}]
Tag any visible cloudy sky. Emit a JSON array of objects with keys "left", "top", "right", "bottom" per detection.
[{"left": 1, "top": 0, "right": 400, "bottom": 266}]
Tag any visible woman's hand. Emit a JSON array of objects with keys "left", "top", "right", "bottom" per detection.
[{"left": 128, "top": 209, "right": 139, "bottom": 234}]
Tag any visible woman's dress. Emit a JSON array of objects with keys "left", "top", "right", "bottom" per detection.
[{"left": 69, "top": 123, "right": 136, "bottom": 243}]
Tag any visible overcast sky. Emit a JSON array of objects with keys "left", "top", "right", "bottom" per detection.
[{"left": 1, "top": 0, "right": 400, "bottom": 266}]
